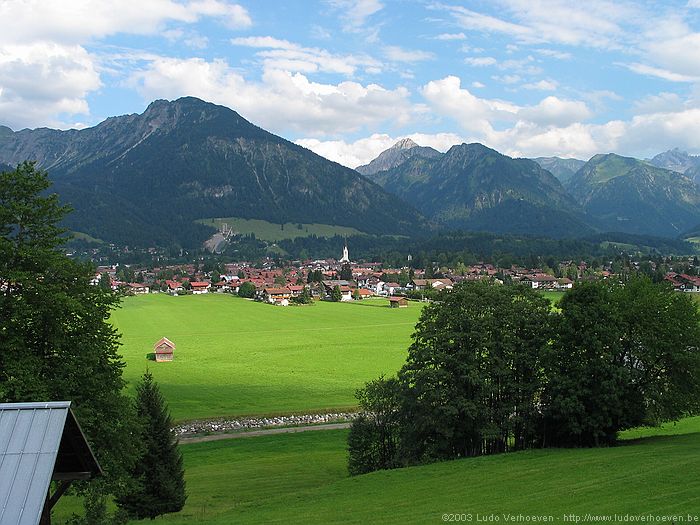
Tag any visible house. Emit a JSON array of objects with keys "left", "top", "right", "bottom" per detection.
[
  {"left": 355, "top": 288, "right": 374, "bottom": 299},
  {"left": 154, "top": 337, "right": 175, "bottom": 362},
  {"left": 263, "top": 287, "right": 292, "bottom": 305},
  {"left": 189, "top": 281, "right": 211, "bottom": 294},
  {"left": 127, "top": 283, "right": 149, "bottom": 294},
  {"left": 389, "top": 296, "right": 408, "bottom": 308},
  {"left": 411, "top": 278, "right": 454, "bottom": 291},
  {"left": 338, "top": 285, "right": 353, "bottom": 301},
  {"left": 430, "top": 278, "right": 454, "bottom": 291},
  {"left": 556, "top": 278, "right": 573, "bottom": 290},
  {"left": 165, "top": 280, "right": 184, "bottom": 295},
  {"left": 383, "top": 282, "right": 402, "bottom": 296},
  {"left": 212, "top": 280, "right": 231, "bottom": 292},
  {"left": 521, "top": 274, "right": 557, "bottom": 290},
  {"left": 288, "top": 285, "right": 305, "bottom": 297}
]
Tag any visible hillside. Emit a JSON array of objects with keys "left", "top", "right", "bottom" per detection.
[
  {"left": 367, "top": 142, "right": 593, "bottom": 238},
  {"left": 567, "top": 153, "right": 700, "bottom": 237},
  {"left": 355, "top": 138, "right": 441, "bottom": 177},
  {"left": 0, "top": 98, "right": 426, "bottom": 247},
  {"left": 54, "top": 417, "right": 700, "bottom": 523},
  {"left": 532, "top": 156, "right": 585, "bottom": 185}
]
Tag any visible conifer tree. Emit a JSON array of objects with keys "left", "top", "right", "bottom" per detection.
[{"left": 117, "top": 371, "right": 186, "bottom": 520}]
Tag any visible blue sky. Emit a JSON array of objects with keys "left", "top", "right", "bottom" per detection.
[{"left": 2, "top": 0, "right": 700, "bottom": 167}]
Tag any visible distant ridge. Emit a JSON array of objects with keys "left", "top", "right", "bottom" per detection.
[
  {"left": 355, "top": 138, "right": 441, "bottom": 177},
  {"left": 566, "top": 153, "right": 700, "bottom": 237},
  {"left": 532, "top": 156, "right": 586, "bottom": 185},
  {"left": 648, "top": 148, "right": 700, "bottom": 174}
]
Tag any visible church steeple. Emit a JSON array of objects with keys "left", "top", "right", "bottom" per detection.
[{"left": 339, "top": 240, "right": 350, "bottom": 263}]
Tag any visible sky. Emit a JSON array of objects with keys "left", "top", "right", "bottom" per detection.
[{"left": 2, "top": 0, "right": 700, "bottom": 168}]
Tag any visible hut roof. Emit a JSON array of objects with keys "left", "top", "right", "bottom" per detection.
[
  {"left": 0, "top": 401, "right": 102, "bottom": 525},
  {"left": 153, "top": 337, "right": 175, "bottom": 352}
]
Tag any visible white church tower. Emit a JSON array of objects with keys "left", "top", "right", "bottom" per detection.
[{"left": 339, "top": 241, "right": 350, "bottom": 263}]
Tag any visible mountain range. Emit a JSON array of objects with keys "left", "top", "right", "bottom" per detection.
[
  {"left": 364, "top": 139, "right": 700, "bottom": 239},
  {"left": 2, "top": 96, "right": 700, "bottom": 246},
  {"left": 361, "top": 142, "right": 593, "bottom": 238},
  {"left": 0, "top": 98, "right": 424, "bottom": 246}
]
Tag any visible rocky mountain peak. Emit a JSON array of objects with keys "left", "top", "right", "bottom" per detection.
[{"left": 392, "top": 138, "right": 419, "bottom": 150}]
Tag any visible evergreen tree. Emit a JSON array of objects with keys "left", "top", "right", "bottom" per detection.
[
  {"left": 117, "top": 371, "right": 186, "bottom": 520},
  {"left": 331, "top": 285, "right": 342, "bottom": 302},
  {"left": 339, "top": 263, "right": 353, "bottom": 281}
]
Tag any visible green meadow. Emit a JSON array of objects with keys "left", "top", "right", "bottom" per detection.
[
  {"left": 196, "top": 217, "right": 364, "bottom": 241},
  {"left": 111, "top": 294, "right": 422, "bottom": 421},
  {"left": 55, "top": 416, "right": 700, "bottom": 524}
]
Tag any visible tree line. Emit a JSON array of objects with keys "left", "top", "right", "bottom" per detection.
[{"left": 348, "top": 279, "right": 700, "bottom": 475}]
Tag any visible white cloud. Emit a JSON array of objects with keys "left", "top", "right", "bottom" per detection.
[
  {"left": 296, "top": 132, "right": 466, "bottom": 168},
  {"left": 523, "top": 79, "right": 558, "bottom": 91},
  {"left": 632, "top": 92, "right": 684, "bottom": 114},
  {"left": 535, "top": 48, "right": 572, "bottom": 60},
  {"left": 0, "top": 42, "right": 101, "bottom": 129},
  {"left": 472, "top": 81, "right": 486, "bottom": 88},
  {"left": 232, "top": 36, "right": 381, "bottom": 76},
  {"left": 645, "top": 32, "right": 700, "bottom": 78},
  {"left": 492, "top": 74, "right": 521, "bottom": 85},
  {"left": 519, "top": 96, "right": 592, "bottom": 127},
  {"left": 328, "top": 0, "right": 383, "bottom": 33},
  {"left": 434, "top": 32, "right": 466, "bottom": 41},
  {"left": 465, "top": 57, "right": 497, "bottom": 67},
  {"left": 0, "top": 0, "right": 251, "bottom": 44},
  {"left": 129, "top": 56, "right": 413, "bottom": 136},
  {"left": 623, "top": 63, "right": 700, "bottom": 83},
  {"left": 421, "top": 76, "right": 518, "bottom": 135},
  {"left": 443, "top": 1, "right": 637, "bottom": 49},
  {"left": 383, "top": 46, "right": 434, "bottom": 63}
]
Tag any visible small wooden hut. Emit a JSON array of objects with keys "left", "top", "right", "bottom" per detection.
[
  {"left": 154, "top": 337, "right": 175, "bottom": 362},
  {"left": 388, "top": 296, "right": 408, "bottom": 308}
]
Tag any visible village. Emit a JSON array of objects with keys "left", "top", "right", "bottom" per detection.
[{"left": 89, "top": 243, "right": 700, "bottom": 305}]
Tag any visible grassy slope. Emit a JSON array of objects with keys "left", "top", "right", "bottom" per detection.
[
  {"left": 197, "top": 217, "right": 364, "bottom": 241},
  {"left": 54, "top": 417, "right": 700, "bottom": 524},
  {"left": 111, "top": 295, "right": 421, "bottom": 421}
]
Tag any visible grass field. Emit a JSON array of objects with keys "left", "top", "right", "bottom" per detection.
[
  {"left": 196, "top": 217, "right": 365, "bottom": 241},
  {"left": 111, "top": 294, "right": 422, "bottom": 421},
  {"left": 54, "top": 416, "right": 700, "bottom": 524}
]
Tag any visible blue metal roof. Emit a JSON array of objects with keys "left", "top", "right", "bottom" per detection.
[{"left": 0, "top": 401, "right": 100, "bottom": 525}]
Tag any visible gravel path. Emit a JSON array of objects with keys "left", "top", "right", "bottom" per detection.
[{"left": 178, "top": 422, "right": 352, "bottom": 444}]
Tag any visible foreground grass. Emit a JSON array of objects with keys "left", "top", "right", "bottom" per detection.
[
  {"left": 111, "top": 294, "right": 421, "bottom": 421},
  {"left": 54, "top": 416, "right": 700, "bottom": 524},
  {"left": 196, "top": 217, "right": 364, "bottom": 241}
]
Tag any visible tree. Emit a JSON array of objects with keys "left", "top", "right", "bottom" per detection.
[
  {"left": 348, "top": 376, "right": 403, "bottom": 475},
  {"left": 543, "top": 278, "right": 700, "bottom": 446},
  {"left": 99, "top": 272, "right": 112, "bottom": 290},
  {"left": 0, "top": 162, "right": 138, "bottom": 520},
  {"left": 331, "top": 284, "right": 342, "bottom": 302},
  {"left": 293, "top": 286, "right": 313, "bottom": 304},
  {"left": 399, "top": 282, "right": 552, "bottom": 461},
  {"left": 339, "top": 262, "right": 353, "bottom": 281},
  {"left": 238, "top": 281, "right": 256, "bottom": 298},
  {"left": 117, "top": 371, "right": 186, "bottom": 520}
]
